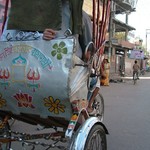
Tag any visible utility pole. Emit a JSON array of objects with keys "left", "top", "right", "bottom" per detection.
[{"left": 146, "top": 29, "right": 150, "bottom": 53}]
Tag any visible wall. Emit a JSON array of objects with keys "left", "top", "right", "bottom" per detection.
[
  {"left": 125, "top": 57, "right": 134, "bottom": 75},
  {"left": 125, "top": 58, "right": 143, "bottom": 75}
]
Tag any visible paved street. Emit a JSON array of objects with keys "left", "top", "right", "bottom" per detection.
[
  {"left": 3, "top": 73, "right": 150, "bottom": 150},
  {"left": 101, "top": 73, "right": 150, "bottom": 150}
]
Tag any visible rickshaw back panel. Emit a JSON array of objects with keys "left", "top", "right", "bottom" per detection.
[{"left": 0, "top": 38, "right": 87, "bottom": 125}]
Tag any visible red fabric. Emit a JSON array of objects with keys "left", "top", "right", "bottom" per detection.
[{"left": 1, "top": 0, "right": 9, "bottom": 34}]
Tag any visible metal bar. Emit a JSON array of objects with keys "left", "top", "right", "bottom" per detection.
[
  {"left": 1, "top": 0, "right": 9, "bottom": 35},
  {"left": 96, "top": 0, "right": 100, "bottom": 48},
  {"left": 92, "top": 0, "right": 96, "bottom": 45}
]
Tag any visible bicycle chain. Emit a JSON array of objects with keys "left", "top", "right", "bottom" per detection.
[{"left": 0, "top": 129, "right": 69, "bottom": 150}]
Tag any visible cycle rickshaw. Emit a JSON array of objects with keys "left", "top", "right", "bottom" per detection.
[{"left": 0, "top": 0, "right": 111, "bottom": 149}]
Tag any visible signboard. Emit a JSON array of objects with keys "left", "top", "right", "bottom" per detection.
[{"left": 129, "top": 50, "right": 144, "bottom": 59}]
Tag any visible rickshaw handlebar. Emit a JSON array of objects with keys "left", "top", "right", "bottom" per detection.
[{"left": 75, "top": 63, "right": 88, "bottom": 67}]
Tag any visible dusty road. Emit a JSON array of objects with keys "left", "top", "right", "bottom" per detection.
[
  {"left": 2, "top": 74, "right": 150, "bottom": 150},
  {"left": 102, "top": 74, "right": 150, "bottom": 150}
]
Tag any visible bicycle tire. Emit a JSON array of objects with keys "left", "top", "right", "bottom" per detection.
[
  {"left": 84, "top": 124, "right": 107, "bottom": 150},
  {"left": 133, "top": 74, "right": 137, "bottom": 85}
]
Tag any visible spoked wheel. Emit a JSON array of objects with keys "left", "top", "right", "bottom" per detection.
[
  {"left": 133, "top": 74, "right": 137, "bottom": 85},
  {"left": 133, "top": 79, "right": 137, "bottom": 85},
  {"left": 84, "top": 124, "right": 107, "bottom": 150},
  {"left": 92, "top": 93, "right": 104, "bottom": 121},
  {"left": 0, "top": 117, "right": 11, "bottom": 150}
]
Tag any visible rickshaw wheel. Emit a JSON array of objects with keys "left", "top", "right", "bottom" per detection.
[
  {"left": 92, "top": 93, "right": 104, "bottom": 121},
  {"left": 0, "top": 117, "right": 11, "bottom": 150},
  {"left": 84, "top": 124, "right": 107, "bottom": 150}
]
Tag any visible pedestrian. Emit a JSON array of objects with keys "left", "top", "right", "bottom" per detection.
[
  {"left": 133, "top": 60, "right": 140, "bottom": 79},
  {"left": 101, "top": 58, "right": 110, "bottom": 86}
]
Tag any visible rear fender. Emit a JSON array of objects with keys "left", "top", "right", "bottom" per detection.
[{"left": 69, "top": 117, "right": 108, "bottom": 150}]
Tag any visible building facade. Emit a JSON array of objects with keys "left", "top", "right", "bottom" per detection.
[
  {"left": 84, "top": 0, "right": 138, "bottom": 76},
  {"left": 107, "top": 0, "right": 138, "bottom": 76}
]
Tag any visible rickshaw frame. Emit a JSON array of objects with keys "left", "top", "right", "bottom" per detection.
[{"left": 0, "top": 0, "right": 111, "bottom": 149}]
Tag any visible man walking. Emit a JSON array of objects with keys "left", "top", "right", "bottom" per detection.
[{"left": 133, "top": 60, "right": 140, "bottom": 80}]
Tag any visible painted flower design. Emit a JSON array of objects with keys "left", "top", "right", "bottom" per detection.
[
  {"left": 0, "top": 93, "right": 6, "bottom": 108},
  {"left": 13, "top": 92, "right": 35, "bottom": 108},
  {"left": 44, "top": 96, "right": 65, "bottom": 114},
  {"left": 51, "top": 41, "right": 68, "bottom": 60}
]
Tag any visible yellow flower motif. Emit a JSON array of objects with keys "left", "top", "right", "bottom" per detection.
[
  {"left": 44, "top": 96, "right": 65, "bottom": 114},
  {"left": 0, "top": 93, "right": 6, "bottom": 108}
]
